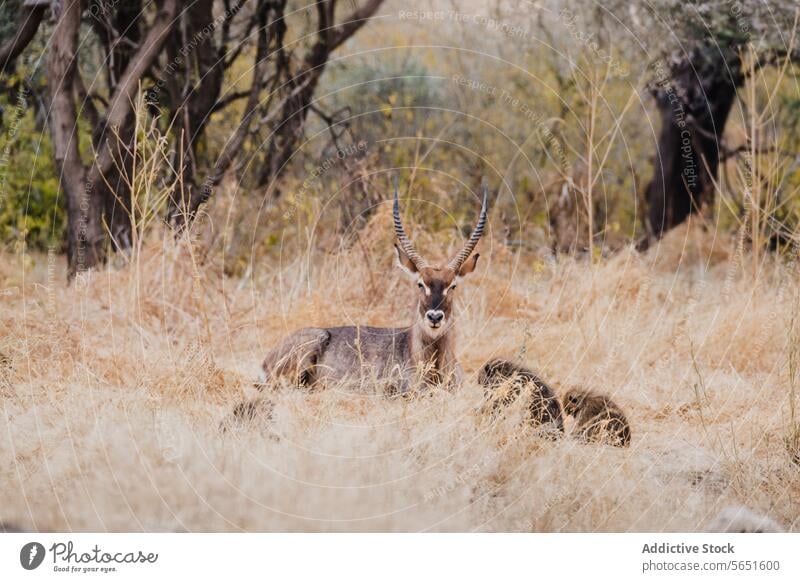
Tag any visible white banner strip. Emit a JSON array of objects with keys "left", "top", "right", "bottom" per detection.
[{"left": 1, "top": 533, "right": 797, "bottom": 581}]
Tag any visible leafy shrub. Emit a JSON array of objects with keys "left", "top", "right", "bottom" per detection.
[{"left": 0, "top": 85, "right": 64, "bottom": 252}]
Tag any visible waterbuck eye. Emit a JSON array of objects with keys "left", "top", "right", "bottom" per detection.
[{"left": 418, "top": 283, "right": 424, "bottom": 289}]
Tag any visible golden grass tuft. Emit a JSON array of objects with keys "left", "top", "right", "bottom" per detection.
[{"left": 1, "top": 222, "right": 799, "bottom": 531}]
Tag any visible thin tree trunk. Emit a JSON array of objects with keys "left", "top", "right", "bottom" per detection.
[
  {"left": 48, "top": 0, "right": 105, "bottom": 276},
  {"left": 166, "top": 0, "right": 227, "bottom": 226},
  {"left": 182, "top": 1, "right": 275, "bottom": 225}
]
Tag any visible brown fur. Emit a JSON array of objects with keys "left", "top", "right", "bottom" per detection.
[
  {"left": 562, "top": 388, "right": 631, "bottom": 447},
  {"left": 478, "top": 359, "right": 564, "bottom": 435}
]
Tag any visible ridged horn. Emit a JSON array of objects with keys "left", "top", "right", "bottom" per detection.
[
  {"left": 393, "top": 176, "right": 429, "bottom": 269},
  {"left": 448, "top": 178, "right": 489, "bottom": 272}
]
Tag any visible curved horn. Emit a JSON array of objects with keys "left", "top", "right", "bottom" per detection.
[
  {"left": 448, "top": 178, "right": 489, "bottom": 272},
  {"left": 393, "top": 176, "right": 429, "bottom": 269}
]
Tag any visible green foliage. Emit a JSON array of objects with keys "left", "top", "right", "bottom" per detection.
[
  {"left": 0, "top": 87, "right": 64, "bottom": 251},
  {"left": 0, "top": 0, "right": 24, "bottom": 42},
  {"left": 1, "top": 2, "right": 61, "bottom": 252}
]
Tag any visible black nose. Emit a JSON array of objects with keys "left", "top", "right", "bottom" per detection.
[{"left": 426, "top": 311, "right": 444, "bottom": 324}]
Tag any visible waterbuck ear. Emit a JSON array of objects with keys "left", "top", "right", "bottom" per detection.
[
  {"left": 394, "top": 244, "right": 419, "bottom": 276},
  {"left": 457, "top": 253, "right": 480, "bottom": 277}
]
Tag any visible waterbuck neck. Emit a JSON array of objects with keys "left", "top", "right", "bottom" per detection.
[{"left": 408, "top": 317, "right": 458, "bottom": 383}]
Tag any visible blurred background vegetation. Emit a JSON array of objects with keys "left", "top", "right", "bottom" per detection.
[{"left": 1, "top": 0, "right": 799, "bottom": 276}]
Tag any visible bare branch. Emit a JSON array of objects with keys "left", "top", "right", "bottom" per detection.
[
  {"left": 90, "top": 0, "right": 180, "bottom": 182},
  {"left": 222, "top": 0, "right": 255, "bottom": 66},
  {"left": 212, "top": 84, "right": 272, "bottom": 113},
  {"left": 330, "top": 0, "right": 383, "bottom": 50},
  {"left": 177, "top": 0, "right": 274, "bottom": 224}
]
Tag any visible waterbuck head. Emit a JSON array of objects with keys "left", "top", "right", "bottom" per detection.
[{"left": 393, "top": 179, "right": 489, "bottom": 339}]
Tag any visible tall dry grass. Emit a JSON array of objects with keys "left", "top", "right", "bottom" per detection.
[{"left": 1, "top": 210, "right": 799, "bottom": 532}]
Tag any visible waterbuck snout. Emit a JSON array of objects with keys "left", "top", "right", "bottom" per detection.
[{"left": 254, "top": 177, "right": 490, "bottom": 394}]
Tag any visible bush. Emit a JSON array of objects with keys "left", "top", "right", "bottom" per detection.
[{"left": 0, "top": 84, "right": 64, "bottom": 252}]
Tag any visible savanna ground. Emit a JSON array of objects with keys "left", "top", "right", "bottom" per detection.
[{"left": 2, "top": 211, "right": 799, "bottom": 532}]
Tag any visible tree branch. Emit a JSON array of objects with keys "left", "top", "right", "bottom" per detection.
[
  {"left": 330, "top": 0, "right": 383, "bottom": 49},
  {"left": 0, "top": 3, "right": 47, "bottom": 75},
  {"left": 212, "top": 85, "right": 270, "bottom": 113},
  {"left": 90, "top": 0, "right": 180, "bottom": 182},
  {"left": 179, "top": 0, "right": 273, "bottom": 224},
  {"left": 221, "top": 0, "right": 251, "bottom": 60}
]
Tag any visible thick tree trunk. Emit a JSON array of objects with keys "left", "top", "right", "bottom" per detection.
[
  {"left": 645, "top": 46, "right": 743, "bottom": 239},
  {"left": 50, "top": 0, "right": 178, "bottom": 276},
  {"left": 48, "top": 0, "right": 105, "bottom": 276}
]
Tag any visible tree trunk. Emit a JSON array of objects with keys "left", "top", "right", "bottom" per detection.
[
  {"left": 48, "top": 0, "right": 105, "bottom": 276},
  {"left": 91, "top": 0, "right": 143, "bottom": 252},
  {"left": 645, "top": 46, "right": 743, "bottom": 239},
  {"left": 81, "top": 0, "right": 178, "bottom": 255},
  {"left": 182, "top": 1, "right": 275, "bottom": 225},
  {"left": 166, "top": 0, "right": 226, "bottom": 227}
]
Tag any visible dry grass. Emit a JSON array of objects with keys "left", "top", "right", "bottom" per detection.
[{"left": 1, "top": 214, "right": 799, "bottom": 532}]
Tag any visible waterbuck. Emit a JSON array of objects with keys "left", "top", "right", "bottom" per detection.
[{"left": 258, "top": 179, "right": 489, "bottom": 394}]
